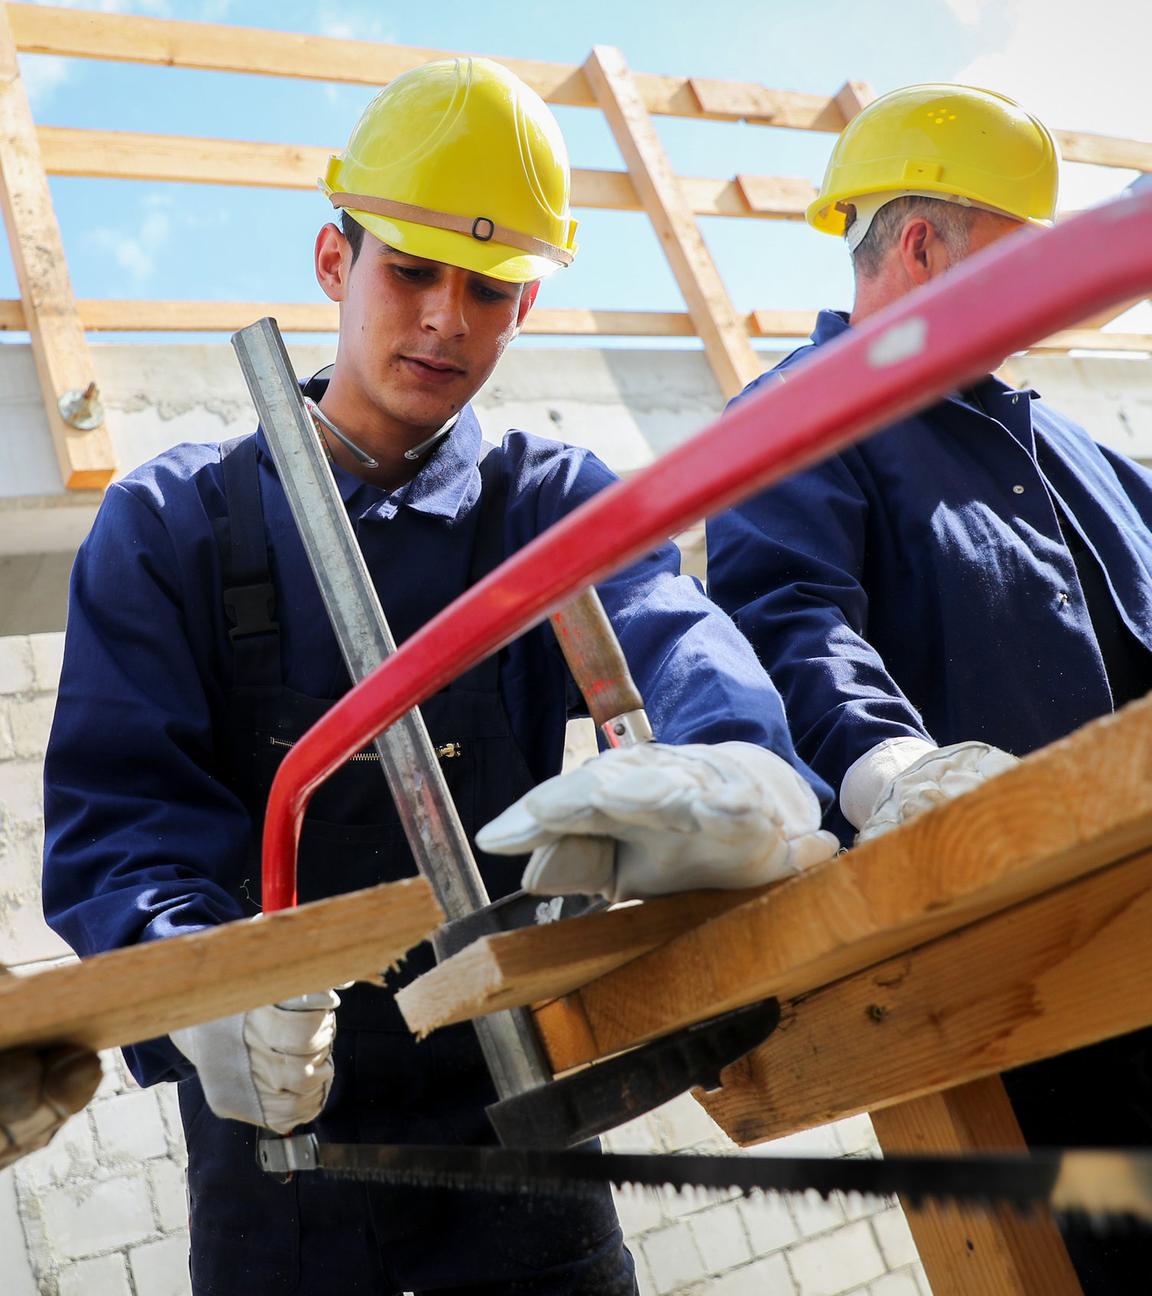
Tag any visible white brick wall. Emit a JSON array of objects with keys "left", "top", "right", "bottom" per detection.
[{"left": 1, "top": 631, "right": 931, "bottom": 1294}]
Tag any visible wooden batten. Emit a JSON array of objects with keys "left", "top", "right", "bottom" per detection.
[
  {"left": 0, "top": 878, "right": 442, "bottom": 1053},
  {"left": 396, "top": 888, "right": 759, "bottom": 1037}
]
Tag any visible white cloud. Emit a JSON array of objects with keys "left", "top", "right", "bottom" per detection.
[
  {"left": 17, "top": 53, "right": 70, "bottom": 108},
  {"left": 84, "top": 194, "right": 173, "bottom": 286},
  {"left": 941, "top": 0, "right": 996, "bottom": 26},
  {"left": 953, "top": 0, "right": 1152, "bottom": 211}
]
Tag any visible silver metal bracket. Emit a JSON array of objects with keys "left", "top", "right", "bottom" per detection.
[
  {"left": 257, "top": 1133, "right": 319, "bottom": 1175},
  {"left": 600, "top": 709, "right": 654, "bottom": 748}
]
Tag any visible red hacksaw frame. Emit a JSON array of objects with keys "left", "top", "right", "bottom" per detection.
[{"left": 263, "top": 188, "right": 1152, "bottom": 912}]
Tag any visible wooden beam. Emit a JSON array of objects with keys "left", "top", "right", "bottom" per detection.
[
  {"left": 34, "top": 125, "right": 816, "bottom": 222},
  {"left": 2, "top": 296, "right": 1142, "bottom": 354},
  {"left": 7, "top": 5, "right": 837, "bottom": 128},
  {"left": 584, "top": 45, "right": 762, "bottom": 401},
  {"left": 0, "top": 5, "right": 114, "bottom": 489},
  {"left": 1024, "top": 328, "right": 1152, "bottom": 354},
  {"left": 0, "top": 878, "right": 441, "bottom": 1053},
  {"left": 699, "top": 850, "right": 1152, "bottom": 1143},
  {"left": 396, "top": 888, "right": 760, "bottom": 1037},
  {"left": 529, "top": 693, "right": 1152, "bottom": 1072},
  {"left": 871, "top": 1079, "right": 1082, "bottom": 1295},
  {"left": 833, "top": 79, "right": 876, "bottom": 124},
  {"left": 1055, "top": 129, "right": 1152, "bottom": 172}
]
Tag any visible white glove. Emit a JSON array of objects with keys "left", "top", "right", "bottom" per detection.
[
  {"left": 0, "top": 1047, "right": 103, "bottom": 1169},
  {"left": 476, "top": 741, "right": 839, "bottom": 903},
  {"left": 842, "top": 737, "right": 1019, "bottom": 843},
  {"left": 171, "top": 990, "right": 339, "bottom": 1135}
]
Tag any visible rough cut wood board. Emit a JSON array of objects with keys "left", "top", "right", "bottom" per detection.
[
  {"left": 532, "top": 693, "right": 1152, "bottom": 1071},
  {"left": 396, "top": 888, "right": 760, "bottom": 1036},
  {"left": 700, "top": 850, "right": 1152, "bottom": 1145},
  {"left": 0, "top": 879, "right": 441, "bottom": 1053},
  {"left": 871, "top": 1079, "right": 1082, "bottom": 1296}
]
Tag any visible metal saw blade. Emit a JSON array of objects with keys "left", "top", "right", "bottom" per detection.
[{"left": 308, "top": 1141, "right": 1152, "bottom": 1226}]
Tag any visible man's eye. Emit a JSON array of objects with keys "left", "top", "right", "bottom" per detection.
[
  {"left": 474, "top": 284, "right": 510, "bottom": 303},
  {"left": 394, "top": 265, "right": 430, "bottom": 282}
]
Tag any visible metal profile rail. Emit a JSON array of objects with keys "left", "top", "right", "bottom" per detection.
[{"left": 261, "top": 189, "right": 1152, "bottom": 908}]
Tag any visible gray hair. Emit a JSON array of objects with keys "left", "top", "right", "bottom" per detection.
[{"left": 847, "top": 196, "right": 975, "bottom": 278}]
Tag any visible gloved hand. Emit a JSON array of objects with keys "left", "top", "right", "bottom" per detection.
[
  {"left": 171, "top": 990, "right": 339, "bottom": 1134},
  {"left": 842, "top": 737, "right": 1019, "bottom": 844},
  {"left": 0, "top": 1046, "right": 103, "bottom": 1169},
  {"left": 476, "top": 741, "right": 839, "bottom": 903}
]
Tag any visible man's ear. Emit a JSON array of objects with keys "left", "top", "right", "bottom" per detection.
[
  {"left": 516, "top": 281, "right": 541, "bottom": 329},
  {"left": 315, "top": 223, "right": 351, "bottom": 302}
]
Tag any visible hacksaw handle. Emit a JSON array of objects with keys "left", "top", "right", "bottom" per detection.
[{"left": 549, "top": 588, "right": 652, "bottom": 746}]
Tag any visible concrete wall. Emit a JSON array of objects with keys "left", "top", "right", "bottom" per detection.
[{"left": 2, "top": 342, "right": 1151, "bottom": 1292}]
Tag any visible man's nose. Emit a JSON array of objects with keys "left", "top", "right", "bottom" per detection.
[{"left": 421, "top": 276, "right": 469, "bottom": 338}]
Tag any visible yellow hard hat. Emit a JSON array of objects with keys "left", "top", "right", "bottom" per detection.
[
  {"left": 322, "top": 57, "right": 578, "bottom": 283},
  {"left": 807, "top": 83, "right": 1059, "bottom": 238}
]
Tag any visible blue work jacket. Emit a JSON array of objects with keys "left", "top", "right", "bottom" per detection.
[
  {"left": 44, "top": 403, "right": 824, "bottom": 1083},
  {"left": 707, "top": 309, "right": 1152, "bottom": 842}
]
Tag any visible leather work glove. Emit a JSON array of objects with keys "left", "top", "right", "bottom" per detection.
[
  {"left": 841, "top": 737, "right": 1019, "bottom": 844},
  {"left": 0, "top": 1045, "right": 103, "bottom": 1169},
  {"left": 171, "top": 990, "right": 339, "bottom": 1135},
  {"left": 476, "top": 741, "right": 839, "bottom": 903}
]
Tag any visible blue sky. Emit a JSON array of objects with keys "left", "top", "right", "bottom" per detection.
[{"left": 6, "top": 0, "right": 1150, "bottom": 348}]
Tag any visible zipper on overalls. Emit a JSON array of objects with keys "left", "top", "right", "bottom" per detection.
[{"left": 268, "top": 736, "right": 461, "bottom": 761}]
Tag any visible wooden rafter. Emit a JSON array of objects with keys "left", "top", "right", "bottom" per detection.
[
  {"left": 0, "top": 3, "right": 114, "bottom": 488},
  {"left": 584, "top": 45, "right": 762, "bottom": 400}
]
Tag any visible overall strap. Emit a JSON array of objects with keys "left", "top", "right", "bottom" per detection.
[
  {"left": 455, "top": 443, "right": 507, "bottom": 692},
  {"left": 217, "top": 435, "right": 281, "bottom": 689}
]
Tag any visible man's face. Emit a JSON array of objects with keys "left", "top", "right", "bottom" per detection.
[{"left": 319, "top": 228, "right": 533, "bottom": 439}]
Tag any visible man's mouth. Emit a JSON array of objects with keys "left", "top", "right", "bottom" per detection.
[{"left": 399, "top": 355, "right": 467, "bottom": 384}]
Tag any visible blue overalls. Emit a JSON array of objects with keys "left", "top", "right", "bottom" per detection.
[{"left": 181, "top": 436, "right": 634, "bottom": 1294}]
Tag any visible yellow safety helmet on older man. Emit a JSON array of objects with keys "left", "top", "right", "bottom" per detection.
[
  {"left": 807, "top": 83, "right": 1059, "bottom": 249},
  {"left": 322, "top": 57, "right": 578, "bottom": 283}
]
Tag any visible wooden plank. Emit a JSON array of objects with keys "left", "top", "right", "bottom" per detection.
[
  {"left": 530, "top": 693, "right": 1152, "bottom": 1073},
  {"left": 35, "top": 126, "right": 812, "bottom": 222},
  {"left": 1056, "top": 129, "right": 1152, "bottom": 172},
  {"left": 7, "top": 5, "right": 836, "bottom": 128},
  {"left": 584, "top": 45, "right": 762, "bottom": 401},
  {"left": 0, "top": 878, "right": 441, "bottom": 1053},
  {"left": 1025, "top": 328, "right": 1152, "bottom": 353},
  {"left": 748, "top": 308, "right": 819, "bottom": 338},
  {"left": 699, "top": 850, "right": 1152, "bottom": 1144},
  {"left": 871, "top": 1080, "right": 1082, "bottom": 1295},
  {"left": 396, "top": 889, "right": 760, "bottom": 1036},
  {"left": 734, "top": 174, "right": 814, "bottom": 218},
  {"left": 0, "top": 6, "right": 114, "bottom": 489}
]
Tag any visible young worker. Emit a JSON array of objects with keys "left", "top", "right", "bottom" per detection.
[
  {"left": 43, "top": 59, "right": 835, "bottom": 1294},
  {"left": 707, "top": 83, "right": 1152, "bottom": 1293}
]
